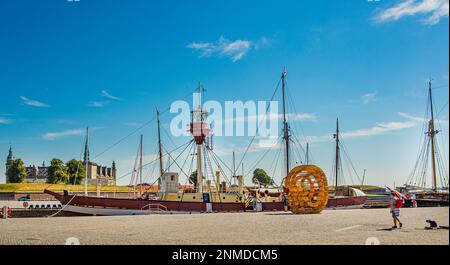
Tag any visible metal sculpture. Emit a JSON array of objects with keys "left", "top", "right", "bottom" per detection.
[{"left": 284, "top": 165, "right": 329, "bottom": 214}]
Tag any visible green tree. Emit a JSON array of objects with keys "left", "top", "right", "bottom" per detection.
[
  {"left": 47, "top": 158, "right": 68, "bottom": 184},
  {"left": 6, "top": 159, "right": 26, "bottom": 183},
  {"left": 252, "top": 168, "right": 274, "bottom": 187},
  {"left": 189, "top": 170, "right": 205, "bottom": 186},
  {"left": 66, "top": 159, "right": 86, "bottom": 185}
]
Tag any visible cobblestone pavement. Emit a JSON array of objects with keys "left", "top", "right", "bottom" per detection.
[{"left": 0, "top": 207, "right": 448, "bottom": 245}]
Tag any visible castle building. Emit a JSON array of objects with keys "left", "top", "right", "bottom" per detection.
[
  {"left": 82, "top": 135, "right": 117, "bottom": 186},
  {"left": 24, "top": 163, "right": 49, "bottom": 183},
  {"left": 5, "top": 143, "right": 117, "bottom": 185}
]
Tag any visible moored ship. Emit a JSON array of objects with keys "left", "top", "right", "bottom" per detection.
[
  {"left": 327, "top": 119, "right": 367, "bottom": 209},
  {"left": 45, "top": 85, "right": 249, "bottom": 215},
  {"left": 399, "top": 80, "right": 449, "bottom": 207}
]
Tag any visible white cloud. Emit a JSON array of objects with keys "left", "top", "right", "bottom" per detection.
[
  {"left": 399, "top": 112, "right": 449, "bottom": 125},
  {"left": 307, "top": 116, "right": 419, "bottom": 143},
  {"left": 101, "top": 90, "right": 121, "bottom": 101},
  {"left": 87, "top": 101, "right": 108, "bottom": 108},
  {"left": 361, "top": 92, "right": 378, "bottom": 104},
  {"left": 20, "top": 96, "right": 49, "bottom": 107},
  {"left": 187, "top": 36, "right": 269, "bottom": 62},
  {"left": 223, "top": 112, "right": 317, "bottom": 124},
  {"left": 0, "top": 117, "right": 12, "bottom": 124},
  {"left": 341, "top": 121, "right": 417, "bottom": 138},
  {"left": 374, "top": 0, "right": 449, "bottom": 25},
  {"left": 42, "top": 129, "right": 84, "bottom": 141}
]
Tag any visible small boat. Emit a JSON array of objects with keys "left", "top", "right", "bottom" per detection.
[{"left": 327, "top": 186, "right": 367, "bottom": 209}]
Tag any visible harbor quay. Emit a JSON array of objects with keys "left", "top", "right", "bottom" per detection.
[{"left": 0, "top": 207, "right": 448, "bottom": 245}]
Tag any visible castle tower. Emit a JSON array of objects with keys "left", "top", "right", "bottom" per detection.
[
  {"left": 112, "top": 161, "right": 116, "bottom": 179},
  {"left": 5, "top": 146, "right": 13, "bottom": 183},
  {"left": 83, "top": 134, "right": 90, "bottom": 163}
]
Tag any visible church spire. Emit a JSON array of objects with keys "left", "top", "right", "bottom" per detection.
[
  {"left": 83, "top": 127, "right": 90, "bottom": 163},
  {"left": 6, "top": 145, "right": 13, "bottom": 162}
]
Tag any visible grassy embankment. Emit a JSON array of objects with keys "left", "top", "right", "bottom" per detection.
[{"left": 0, "top": 183, "right": 145, "bottom": 193}]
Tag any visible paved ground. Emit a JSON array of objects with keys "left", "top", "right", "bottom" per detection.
[{"left": 0, "top": 207, "right": 448, "bottom": 245}]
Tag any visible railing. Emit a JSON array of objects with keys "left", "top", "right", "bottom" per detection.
[{"left": 140, "top": 204, "right": 168, "bottom": 212}]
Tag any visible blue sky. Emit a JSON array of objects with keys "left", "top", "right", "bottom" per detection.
[{"left": 0, "top": 0, "right": 448, "bottom": 187}]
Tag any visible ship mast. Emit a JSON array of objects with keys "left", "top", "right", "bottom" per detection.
[
  {"left": 281, "top": 67, "right": 290, "bottom": 177},
  {"left": 427, "top": 80, "right": 438, "bottom": 192},
  {"left": 157, "top": 109, "right": 164, "bottom": 180},
  {"left": 333, "top": 118, "right": 340, "bottom": 189},
  {"left": 84, "top": 127, "right": 89, "bottom": 196},
  {"left": 190, "top": 82, "right": 210, "bottom": 193},
  {"left": 139, "top": 134, "right": 143, "bottom": 197},
  {"left": 306, "top": 142, "right": 309, "bottom": 165}
]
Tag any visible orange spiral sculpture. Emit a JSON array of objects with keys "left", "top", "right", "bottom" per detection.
[{"left": 284, "top": 165, "right": 329, "bottom": 214}]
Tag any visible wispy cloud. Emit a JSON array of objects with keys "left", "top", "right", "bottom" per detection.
[
  {"left": 223, "top": 112, "right": 317, "bottom": 124},
  {"left": 399, "top": 112, "right": 449, "bottom": 125},
  {"left": 307, "top": 115, "right": 420, "bottom": 143},
  {"left": 87, "top": 90, "right": 121, "bottom": 107},
  {"left": 20, "top": 96, "right": 49, "bottom": 107},
  {"left": 42, "top": 129, "right": 84, "bottom": 141},
  {"left": 341, "top": 121, "right": 417, "bottom": 138},
  {"left": 374, "top": 0, "right": 449, "bottom": 25},
  {"left": 187, "top": 36, "right": 270, "bottom": 62},
  {"left": 87, "top": 101, "right": 108, "bottom": 108},
  {"left": 361, "top": 92, "right": 378, "bottom": 104},
  {"left": 0, "top": 117, "right": 13, "bottom": 124},
  {"left": 101, "top": 90, "right": 121, "bottom": 101}
]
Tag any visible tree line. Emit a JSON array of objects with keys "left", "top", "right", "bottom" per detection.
[{"left": 6, "top": 158, "right": 86, "bottom": 184}]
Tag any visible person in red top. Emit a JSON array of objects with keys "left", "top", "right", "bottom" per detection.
[{"left": 390, "top": 193, "right": 403, "bottom": 229}]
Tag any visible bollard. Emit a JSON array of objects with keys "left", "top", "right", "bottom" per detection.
[{"left": 2, "top": 206, "right": 8, "bottom": 219}]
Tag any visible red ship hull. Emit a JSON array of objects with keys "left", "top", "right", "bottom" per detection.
[{"left": 44, "top": 190, "right": 245, "bottom": 216}]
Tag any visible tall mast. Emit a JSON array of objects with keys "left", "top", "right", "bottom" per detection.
[
  {"left": 306, "top": 142, "right": 309, "bottom": 165},
  {"left": 139, "top": 134, "right": 143, "bottom": 197},
  {"left": 361, "top": 169, "right": 366, "bottom": 186},
  {"left": 428, "top": 80, "right": 438, "bottom": 192},
  {"left": 157, "top": 109, "right": 164, "bottom": 179},
  {"left": 281, "top": 67, "right": 290, "bottom": 177},
  {"left": 333, "top": 118, "right": 340, "bottom": 189},
  {"left": 84, "top": 127, "right": 89, "bottom": 196},
  {"left": 194, "top": 82, "right": 206, "bottom": 193},
  {"left": 232, "top": 151, "right": 236, "bottom": 182}
]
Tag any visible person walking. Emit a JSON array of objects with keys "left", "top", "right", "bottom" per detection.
[
  {"left": 390, "top": 193, "right": 403, "bottom": 229},
  {"left": 281, "top": 192, "right": 289, "bottom": 212}
]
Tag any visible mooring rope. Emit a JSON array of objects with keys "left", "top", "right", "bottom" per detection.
[{"left": 46, "top": 194, "right": 77, "bottom": 218}]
